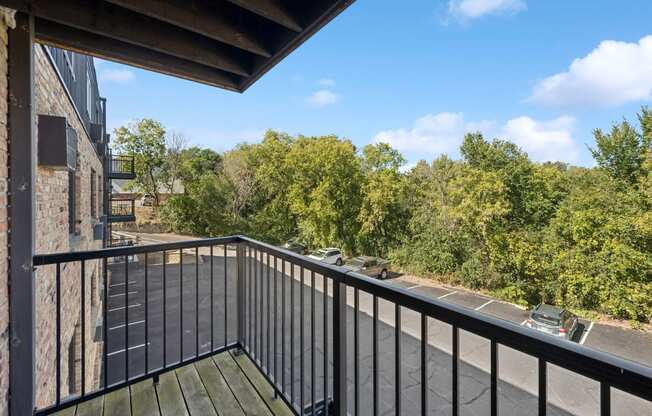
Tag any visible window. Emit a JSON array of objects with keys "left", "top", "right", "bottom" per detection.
[
  {"left": 68, "top": 171, "right": 76, "bottom": 234},
  {"left": 63, "top": 50, "right": 75, "bottom": 80},
  {"left": 86, "top": 69, "right": 93, "bottom": 118},
  {"left": 90, "top": 169, "right": 97, "bottom": 218}
]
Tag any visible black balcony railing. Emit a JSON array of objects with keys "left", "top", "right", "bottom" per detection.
[
  {"left": 108, "top": 199, "right": 135, "bottom": 222},
  {"left": 32, "top": 236, "right": 652, "bottom": 416},
  {"left": 108, "top": 155, "right": 135, "bottom": 179}
]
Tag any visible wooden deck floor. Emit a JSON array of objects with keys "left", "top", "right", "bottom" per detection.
[{"left": 54, "top": 350, "right": 293, "bottom": 416}]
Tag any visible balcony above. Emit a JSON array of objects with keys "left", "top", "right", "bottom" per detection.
[
  {"left": 108, "top": 198, "right": 135, "bottom": 223},
  {"left": 108, "top": 155, "right": 136, "bottom": 180}
]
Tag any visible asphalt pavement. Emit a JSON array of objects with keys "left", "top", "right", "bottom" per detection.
[{"left": 103, "top": 246, "right": 652, "bottom": 416}]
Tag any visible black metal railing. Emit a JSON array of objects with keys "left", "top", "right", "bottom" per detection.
[
  {"left": 108, "top": 155, "right": 135, "bottom": 179},
  {"left": 31, "top": 235, "right": 652, "bottom": 416},
  {"left": 109, "top": 199, "right": 135, "bottom": 219}
]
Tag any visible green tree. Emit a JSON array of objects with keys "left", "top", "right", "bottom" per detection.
[
  {"left": 113, "top": 119, "right": 166, "bottom": 205},
  {"left": 590, "top": 118, "right": 650, "bottom": 184}
]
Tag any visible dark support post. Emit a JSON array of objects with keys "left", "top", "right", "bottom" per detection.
[
  {"left": 8, "top": 12, "right": 36, "bottom": 416},
  {"left": 332, "top": 280, "right": 347, "bottom": 416}
]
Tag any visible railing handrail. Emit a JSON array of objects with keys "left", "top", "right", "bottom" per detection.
[{"left": 32, "top": 234, "right": 652, "bottom": 405}]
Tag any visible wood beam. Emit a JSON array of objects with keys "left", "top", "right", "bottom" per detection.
[
  {"left": 104, "top": 0, "right": 273, "bottom": 58},
  {"left": 2, "top": 0, "right": 253, "bottom": 76},
  {"left": 36, "top": 18, "right": 244, "bottom": 92},
  {"left": 8, "top": 11, "right": 36, "bottom": 416},
  {"left": 225, "top": 0, "right": 302, "bottom": 32}
]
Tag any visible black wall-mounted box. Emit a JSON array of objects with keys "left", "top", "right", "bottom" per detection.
[{"left": 38, "top": 114, "right": 77, "bottom": 170}]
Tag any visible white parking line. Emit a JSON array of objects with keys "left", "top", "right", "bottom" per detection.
[
  {"left": 110, "top": 281, "right": 136, "bottom": 288},
  {"left": 475, "top": 300, "right": 494, "bottom": 311},
  {"left": 107, "top": 342, "right": 150, "bottom": 357},
  {"left": 520, "top": 319, "right": 528, "bottom": 326},
  {"left": 404, "top": 284, "right": 421, "bottom": 290},
  {"left": 438, "top": 291, "right": 457, "bottom": 299},
  {"left": 109, "top": 320, "right": 146, "bottom": 331},
  {"left": 109, "top": 291, "right": 138, "bottom": 298},
  {"left": 108, "top": 303, "right": 141, "bottom": 312},
  {"left": 579, "top": 321, "right": 594, "bottom": 345}
]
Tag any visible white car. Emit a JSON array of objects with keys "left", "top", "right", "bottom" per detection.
[{"left": 308, "top": 248, "right": 343, "bottom": 266}]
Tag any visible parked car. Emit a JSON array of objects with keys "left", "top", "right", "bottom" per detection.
[
  {"left": 282, "top": 241, "right": 307, "bottom": 255},
  {"left": 307, "top": 248, "right": 343, "bottom": 266},
  {"left": 343, "top": 256, "right": 389, "bottom": 279},
  {"left": 141, "top": 194, "right": 155, "bottom": 207},
  {"left": 526, "top": 304, "right": 579, "bottom": 341}
]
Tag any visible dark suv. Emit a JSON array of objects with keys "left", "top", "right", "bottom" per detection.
[{"left": 526, "top": 304, "right": 579, "bottom": 341}]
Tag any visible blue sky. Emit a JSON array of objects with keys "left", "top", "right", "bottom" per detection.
[{"left": 96, "top": 0, "right": 652, "bottom": 167}]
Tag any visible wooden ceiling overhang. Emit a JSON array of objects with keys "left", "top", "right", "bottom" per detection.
[{"left": 1, "top": 0, "right": 354, "bottom": 91}]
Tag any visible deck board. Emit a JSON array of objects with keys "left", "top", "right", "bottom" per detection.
[
  {"left": 176, "top": 364, "right": 218, "bottom": 416},
  {"left": 157, "top": 371, "right": 189, "bottom": 416},
  {"left": 47, "top": 350, "right": 289, "bottom": 416},
  {"left": 103, "top": 387, "right": 131, "bottom": 416},
  {"left": 75, "top": 395, "right": 104, "bottom": 416},
  {"left": 230, "top": 350, "right": 294, "bottom": 415},
  {"left": 130, "top": 379, "right": 160, "bottom": 416},
  {"left": 213, "top": 352, "right": 273, "bottom": 416},
  {"left": 195, "top": 358, "right": 245, "bottom": 416}
]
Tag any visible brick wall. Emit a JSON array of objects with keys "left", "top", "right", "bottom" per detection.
[
  {"left": 33, "top": 45, "right": 104, "bottom": 408},
  {"left": 0, "top": 10, "right": 12, "bottom": 416}
]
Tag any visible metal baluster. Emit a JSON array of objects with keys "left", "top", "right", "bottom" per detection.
[
  {"left": 395, "top": 304, "right": 402, "bottom": 416},
  {"left": 291, "top": 262, "right": 295, "bottom": 407},
  {"left": 452, "top": 325, "right": 459, "bottom": 416},
  {"left": 354, "top": 288, "right": 359, "bottom": 416},
  {"left": 267, "top": 252, "right": 271, "bottom": 372},
  {"left": 180, "top": 248, "right": 184, "bottom": 362},
  {"left": 539, "top": 358, "right": 546, "bottom": 416},
  {"left": 125, "top": 256, "right": 129, "bottom": 380},
  {"left": 80, "top": 260, "right": 86, "bottom": 396},
  {"left": 332, "top": 280, "right": 348, "bottom": 416},
  {"left": 163, "top": 251, "right": 167, "bottom": 367},
  {"left": 247, "top": 246, "right": 252, "bottom": 352},
  {"left": 255, "top": 249, "right": 259, "bottom": 362},
  {"left": 103, "top": 258, "right": 108, "bottom": 388},
  {"left": 491, "top": 340, "right": 498, "bottom": 416},
  {"left": 601, "top": 382, "right": 610, "bottom": 416},
  {"left": 144, "top": 253, "right": 149, "bottom": 374},
  {"left": 324, "top": 276, "right": 329, "bottom": 415},
  {"left": 56, "top": 262, "right": 61, "bottom": 405},
  {"left": 311, "top": 270, "right": 316, "bottom": 414},
  {"left": 421, "top": 314, "right": 428, "bottom": 416},
  {"left": 301, "top": 266, "right": 305, "bottom": 411},
  {"left": 274, "top": 256, "right": 278, "bottom": 390},
  {"left": 373, "top": 295, "right": 378, "bottom": 416},
  {"left": 282, "top": 259, "right": 286, "bottom": 393},
  {"left": 224, "top": 244, "right": 228, "bottom": 347},
  {"left": 195, "top": 247, "right": 199, "bottom": 357},
  {"left": 210, "top": 245, "right": 214, "bottom": 352}
]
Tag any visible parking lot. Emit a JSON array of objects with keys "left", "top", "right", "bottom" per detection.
[
  {"left": 113, "top": 232, "right": 652, "bottom": 415},
  {"left": 388, "top": 276, "right": 652, "bottom": 368}
]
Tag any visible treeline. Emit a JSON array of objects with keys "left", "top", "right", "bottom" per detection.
[{"left": 114, "top": 111, "right": 652, "bottom": 322}]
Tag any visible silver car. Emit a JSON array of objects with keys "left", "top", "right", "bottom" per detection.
[
  {"left": 307, "top": 248, "right": 343, "bottom": 266},
  {"left": 343, "top": 256, "right": 389, "bottom": 279},
  {"left": 526, "top": 304, "right": 579, "bottom": 341}
]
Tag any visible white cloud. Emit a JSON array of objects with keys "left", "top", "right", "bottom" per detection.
[
  {"left": 100, "top": 68, "right": 135, "bottom": 84},
  {"left": 529, "top": 35, "right": 652, "bottom": 108},
  {"left": 318, "top": 78, "right": 336, "bottom": 87},
  {"left": 448, "top": 0, "right": 526, "bottom": 20},
  {"left": 500, "top": 116, "right": 579, "bottom": 163},
  {"left": 373, "top": 112, "right": 495, "bottom": 155},
  {"left": 373, "top": 112, "right": 579, "bottom": 163},
  {"left": 306, "top": 89, "right": 338, "bottom": 107}
]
